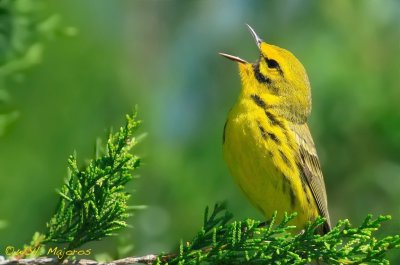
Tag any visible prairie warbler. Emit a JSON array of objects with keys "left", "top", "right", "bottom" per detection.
[{"left": 220, "top": 25, "right": 330, "bottom": 234}]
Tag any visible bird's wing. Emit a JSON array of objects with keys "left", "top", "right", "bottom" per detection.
[{"left": 290, "top": 123, "right": 331, "bottom": 233}]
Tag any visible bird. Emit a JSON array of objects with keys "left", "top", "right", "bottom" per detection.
[{"left": 220, "top": 25, "right": 331, "bottom": 234}]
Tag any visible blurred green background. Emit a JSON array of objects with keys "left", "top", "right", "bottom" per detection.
[{"left": 1, "top": 0, "right": 400, "bottom": 261}]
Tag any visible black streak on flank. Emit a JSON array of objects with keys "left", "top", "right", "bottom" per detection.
[
  {"left": 282, "top": 173, "right": 296, "bottom": 208},
  {"left": 267, "top": 132, "right": 280, "bottom": 144},
  {"left": 279, "top": 149, "right": 292, "bottom": 169},
  {"left": 253, "top": 63, "right": 271, "bottom": 84},
  {"left": 283, "top": 130, "right": 291, "bottom": 145},
  {"left": 251, "top": 94, "right": 266, "bottom": 109},
  {"left": 283, "top": 174, "right": 290, "bottom": 183},
  {"left": 282, "top": 175, "right": 290, "bottom": 192},
  {"left": 289, "top": 188, "right": 296, "bottom": 208},
  {"left": 257, "top": 120, "right": 267, "bottom": 139},
  {"left": 222, "top": 120, "right": 228, "bottom": 143},
  {"left": 265, "top": 111, "right": 284, "bottom": 128}
]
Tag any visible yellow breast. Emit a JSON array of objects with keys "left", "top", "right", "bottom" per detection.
[{"left": 223, "top": 97, "right": 319, "bottom": 229}]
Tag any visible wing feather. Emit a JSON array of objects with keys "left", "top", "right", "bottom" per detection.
[{"left": 291, "top": 123, "right": 331, "bottom": 233}]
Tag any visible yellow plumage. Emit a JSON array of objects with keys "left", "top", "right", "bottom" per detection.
[{"left": 221, "top": 25, "right": 330, "bottom": 234}]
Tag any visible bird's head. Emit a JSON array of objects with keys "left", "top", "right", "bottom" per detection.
[{"left": 220, "top": 25, "right": 312, "bottom": 123}]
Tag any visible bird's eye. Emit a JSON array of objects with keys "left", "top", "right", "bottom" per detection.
[{"left": 267, "top": 59, "right": 279, "bottom": 69}]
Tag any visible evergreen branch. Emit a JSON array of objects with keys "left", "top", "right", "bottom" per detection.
[
  {"left": 155, "top": 204, "right": 399, "bottom": 264},
  {"left": 1, "top": 205, "right": 399, "bottom": 264},
  {"left": 0, "top": 0, "right": 75, "bottom": 136},
  {"left": 0, "top": 0, "right": 72, "bottom": 77},
  {"left": 43, "top": 112, "right": 142, "bottom": 251},
  {"left": 1, "top": 112, "right": 398, "bottom": 264}
]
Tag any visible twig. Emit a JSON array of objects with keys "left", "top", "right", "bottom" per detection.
[{"left": 0, "top": 255, "right": 160, "bottom": 265}]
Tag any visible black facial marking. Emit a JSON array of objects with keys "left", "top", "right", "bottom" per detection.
[
  {"left": 267, "top": 59, "right": 279, "bottom": 69},
  {"left": 253, "top": 63, "right": 271, "bottom": 84},
  {"left": 263, "top": 57, "right": 284, "bottom": 77},
  {"left": 251, "top": 94, "right": 266, "bottom": 109}
]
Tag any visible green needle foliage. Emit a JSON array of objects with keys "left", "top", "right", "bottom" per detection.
[
  {"left": 0, "top": 0, "right": 74, "bottom": 136},
  {"left": 156, "top": 203, "right": 400, "bottom": 265},
  {"left": 43, "top": 112, "right": 142, "bottom": 251},
  {"left": 3, "top": 112, "right": 399, "bottom": 264},
  {"left": 0, "top": 0, "right": 73, "bottom": 76}
]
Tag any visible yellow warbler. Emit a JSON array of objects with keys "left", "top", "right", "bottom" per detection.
[{"left": 220, "top": 25, "right": 330, "bottom": 234}]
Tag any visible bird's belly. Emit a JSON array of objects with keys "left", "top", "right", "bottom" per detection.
[{"left": 223, "top": 116, "right": 293, "bottom": 220}]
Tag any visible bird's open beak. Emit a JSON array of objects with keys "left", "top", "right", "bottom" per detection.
[
  {"left": 246, "top": 24, "right": 262, "bottom": 49},
  {"left": 218, "top": 52, "right": 247, "bottom": 64},
  {"left": 219, "top": 24, "right": 262, "bottom": 64}
]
